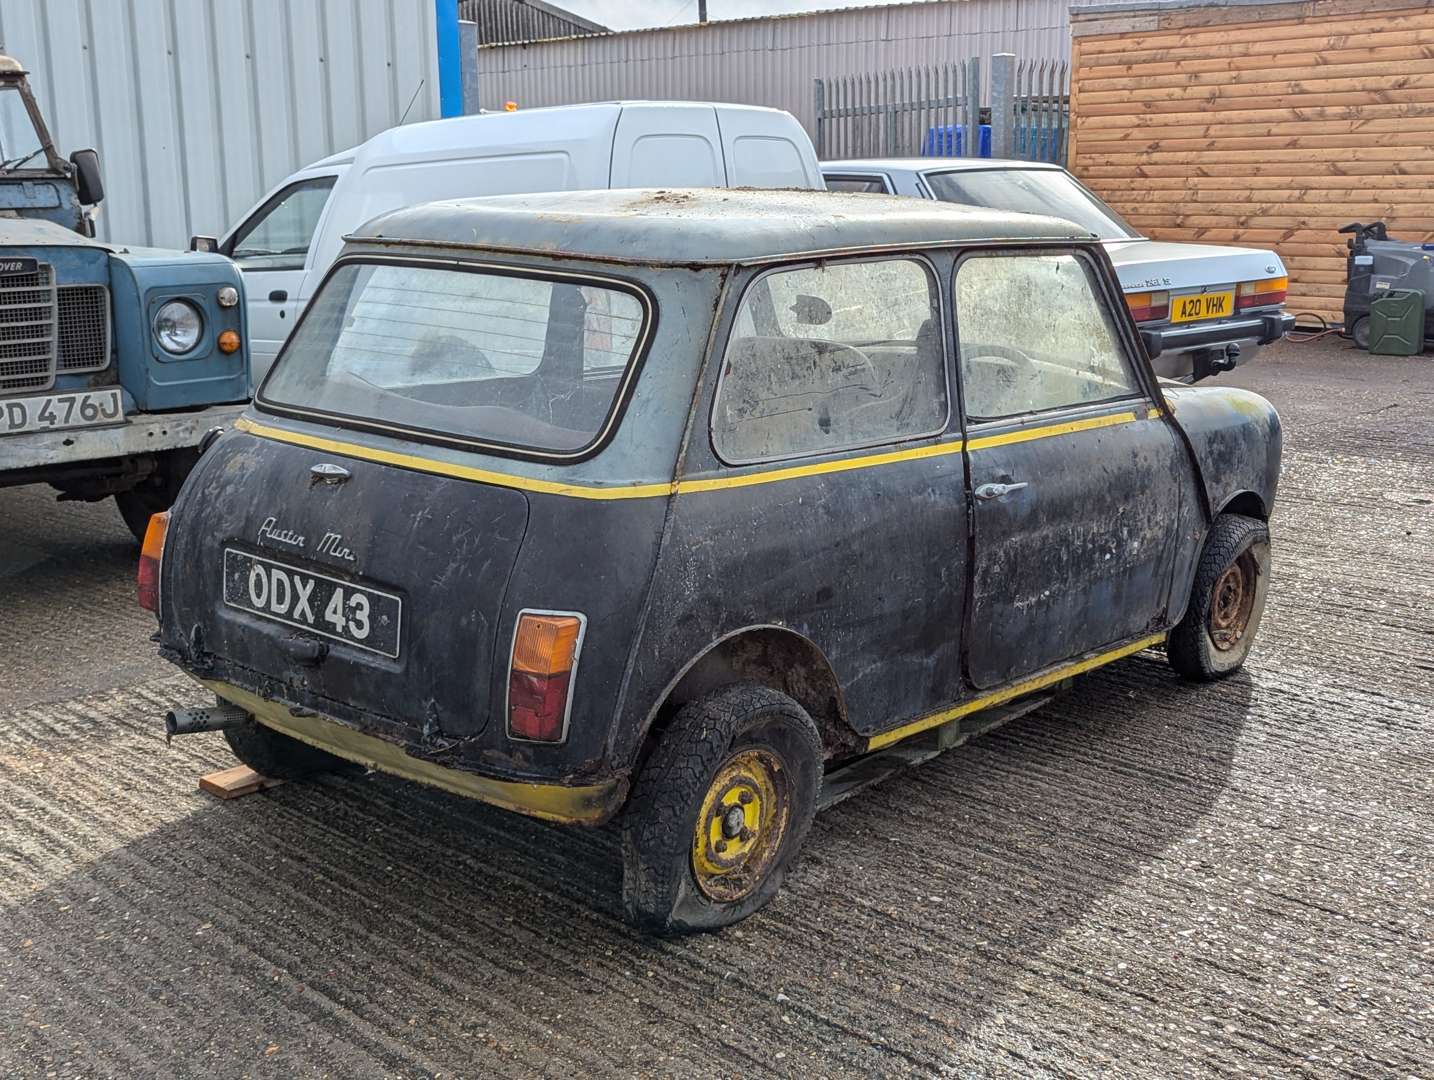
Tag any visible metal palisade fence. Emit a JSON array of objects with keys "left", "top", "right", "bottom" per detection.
[{"left": 815, "top": 53, "right": 1070, "bottom": 164}]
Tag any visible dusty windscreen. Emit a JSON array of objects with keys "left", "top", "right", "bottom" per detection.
[{"left": 260, "top": 262, "right": 648, "bottom": 456}]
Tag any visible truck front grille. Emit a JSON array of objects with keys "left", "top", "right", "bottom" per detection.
[
  {"left": 0, "top": 265, "right": 57, "bottom": 393},
  {"left": 56, "top": 285, "right": 110, "bottom": 373}
]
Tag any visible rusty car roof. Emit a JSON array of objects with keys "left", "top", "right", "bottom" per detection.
[{"left": 350, "top": 187, "right": 1096, "bottom": 266}]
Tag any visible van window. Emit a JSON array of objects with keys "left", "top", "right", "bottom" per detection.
[
  {"left": 259, "top": 261, "right": 650, "bottom": 458},
  {"left": 229, "top": 176, "right": 337, "bottom": 270},
  {"left": 954, "top": 252, "right": 1138, "bottom": 420},
  {"left": 713, "top": 258, "right": 947, "bottom": 464}
]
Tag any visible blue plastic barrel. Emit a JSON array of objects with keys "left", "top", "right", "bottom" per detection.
[{"left": 922, "top": 123, "right": 992, "bottom": 158}]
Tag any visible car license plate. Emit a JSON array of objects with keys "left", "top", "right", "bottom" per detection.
[
  {"left": 223, "top": 548, "right": 402, "bottom": 658},
  {"left": 0, "top": 388, "right": 124, "bottom": 437},
  {"left": 1170, "top": 290, "right": 1234, "bottom": 324}
]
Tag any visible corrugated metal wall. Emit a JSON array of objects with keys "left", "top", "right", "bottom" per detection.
[
  {"left": 0, "top": 0, "right": 441, "bottom": 249},
  {"left": 457, "top": 0, "right": 605, "bottom": 45},
  {"left": 476, "top": 0, "right": 1071, "bottom": 138}
]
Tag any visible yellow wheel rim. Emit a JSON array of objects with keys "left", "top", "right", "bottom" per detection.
[{"left": 691, "top": 748, "right": 791, "bottom": 903}]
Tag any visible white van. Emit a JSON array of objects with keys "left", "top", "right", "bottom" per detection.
[{"left": 210, "top": 102, "right": 824, "bottom": 381}]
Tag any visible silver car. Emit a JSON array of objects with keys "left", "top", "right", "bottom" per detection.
[{"left": 822, "top": 158, "right": 1295, "bottom": 382}]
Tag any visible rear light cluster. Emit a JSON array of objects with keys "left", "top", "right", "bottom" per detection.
[
  {"left": 1125, "top": 290, "right": 1170, "bottom": 322},
  {"left": 1237, "top": 275, "right": 1288, "bottom": 311},
  {"left": 507, "top": 611, "right": 586, "bottom": 743},
  {"left": 137, "top": 511, "right": 169, "bottom": 614}
]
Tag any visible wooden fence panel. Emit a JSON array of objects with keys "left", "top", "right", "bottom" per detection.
[{"left": 1070, "top": 0, "right": 1434, "bottom": 321}]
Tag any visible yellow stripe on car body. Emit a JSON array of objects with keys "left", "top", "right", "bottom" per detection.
[{"left": 235, "top": 405, "right": 1155, "bottom": 502}]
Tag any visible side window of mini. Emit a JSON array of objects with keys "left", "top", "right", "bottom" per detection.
[
  {"left": 712, "top": 257, "right": 948, "bottom": 464},
  {"left": 226, "top": 176, "right": 337, "bottom": 271},
  {"left": 953, "top": 251, "right": 1140, "bottom": 420}
]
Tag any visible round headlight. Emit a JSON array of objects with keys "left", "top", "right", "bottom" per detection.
[
  {"left": 216, "top": 285, "right": 239, "bottom": 308},
  {"left": 153, "top": 300, "right": 203, "bottom": 354}
]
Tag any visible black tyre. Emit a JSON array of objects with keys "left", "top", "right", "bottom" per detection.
[
  {"left": 1350, "top": 315, "right": 1371, "bottom": 351},
  {"left": 115, "top": 448, "right": 199, "bottom": 543},
  {"left": 1168, "top": 513, "right": 1271, "bottom": 682},
  {"left": 224, "top": 716, "right": 348, "bottom": 781},
  {"left": 621, "top": 683, "right": 823, "bottom": 934}
]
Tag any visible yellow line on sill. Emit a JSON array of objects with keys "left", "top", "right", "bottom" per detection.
[{"left": 866, "top": 632, "right": 1167, "bottom": 751}]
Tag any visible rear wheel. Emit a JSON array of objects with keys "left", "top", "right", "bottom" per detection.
[
  {"left": 115, "top": 448, "right": 199, "bottom": 543},
  {"left": 224, "top": 715, "right": 348, "bottom": 781},
  {"left": 1168, "top": 513, "right": 1271, "bottom": 681},
  {"left": 621, "top": 684, "right": 822, "bottom": 934}
]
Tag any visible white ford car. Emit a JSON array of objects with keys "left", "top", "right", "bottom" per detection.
[{"left": 822, "top": 158, "right": 1294, "bottom": 382}]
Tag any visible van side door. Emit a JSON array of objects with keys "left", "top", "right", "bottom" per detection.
[
  {"left": 610, "top": 104, "right": 724, "bottom": 187},
  {"left": 222, "top": 174, "right": 338, "bottom": 386},
  {"left": 953, "top": 247, "right": 1201, "bottom": 688}
]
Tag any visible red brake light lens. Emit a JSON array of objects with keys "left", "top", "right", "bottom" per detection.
[
  {"left": 507, "top": 612, "right": 585, "bottom": 743},
  {"left": 137, "top": 510, "right": 170, "bottom": 614},
  {"left": 1126, "top": 290, "right": 1170, "bottom": 322},
  {"left": 1237, "top": 276, "right": 1288, "bottom": 310}
]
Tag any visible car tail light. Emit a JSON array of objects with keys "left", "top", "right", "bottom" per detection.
[
  {"left": 1126, "top": 290, "right": 1170, "bottom": 322},
  {"left": 1237, "top": 275, "right": 1288, "bottom": 310},
  {"left": 507, "top": 611, "right": 586, "bottom": 743},
  {"left": 137, "top": 511, "right": 170, "bottom": 614}
]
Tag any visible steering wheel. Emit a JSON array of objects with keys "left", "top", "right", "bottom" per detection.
[{"left": 961, "top": 343, "right": 1037, "bottom": 374}]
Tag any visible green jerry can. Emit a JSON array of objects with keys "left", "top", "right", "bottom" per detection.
[{"left": 1367, "top": 289, "right": 1425, "bottom": 356}]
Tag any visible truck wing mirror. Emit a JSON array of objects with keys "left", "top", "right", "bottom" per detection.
[
  {"left": 190, "top": 235, "right": 219, "bottom": 253},
  {"left": 69, "top": 148, "right": 104, "bottom": 206}
]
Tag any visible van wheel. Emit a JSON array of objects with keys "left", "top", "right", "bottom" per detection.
[
  {"left": 115, "top": 448, "right": 199, "bottom": 543},
  {"left": 224, "top": 716, "right": 347, "bottom": 781},
  {"left": 621, "top": 684, "right": 822, "bottom": 934},
  {"left": 1168, "top": 513, "right": 1271, "bottom": 682}
]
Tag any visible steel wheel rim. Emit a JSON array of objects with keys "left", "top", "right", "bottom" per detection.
[
  {"left": 691, "top": 748, "right": 791, "bottom": 903},
  {"left": 1209, "top": 549, "right": 1258, "bottom": 651}
]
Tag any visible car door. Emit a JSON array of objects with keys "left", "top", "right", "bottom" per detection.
[
  {"left": 222, "top": 174, "right": 338, "bottom": 384},
  {"left": 953, "top": 247, "right": 1196, "bottom": 689},
  {"left": 641, "top": 253, "right": 968, "bottom": 735},
  {"left": 609, "top": 104, "right": 724, "bottom": 187}
]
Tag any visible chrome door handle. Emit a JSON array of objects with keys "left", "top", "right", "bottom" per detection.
[{"left": 974, "top": 481, "right": 1030, "bottom": 501}]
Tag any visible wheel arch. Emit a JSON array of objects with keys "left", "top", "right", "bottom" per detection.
[
  {"left": 632, "top": 625, "right": 859, "bottom": 771},
  {"left": 1214, "top": 489, "right": 1269, "bottom": 521}
]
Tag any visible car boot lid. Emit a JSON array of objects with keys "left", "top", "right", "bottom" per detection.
[{"left": 1104, "top": 238, "right": 1285, "bottom": 294}]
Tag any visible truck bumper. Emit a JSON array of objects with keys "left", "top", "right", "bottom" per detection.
[{"left": 0, "top": 403, "right": 246, "bottom": 473}]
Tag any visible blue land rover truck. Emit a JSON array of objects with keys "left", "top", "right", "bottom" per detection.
[{"left": 0, "top": 54, "right": 248, "bottom": 541}]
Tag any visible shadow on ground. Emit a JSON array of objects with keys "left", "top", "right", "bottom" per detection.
[{"left": 2, "top": 654, "right": 1248, "bottom": 1076}]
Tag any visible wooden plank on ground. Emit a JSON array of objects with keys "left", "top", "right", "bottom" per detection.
[{"left": 199, "top": 765, "right": 284, "bottom": 800}]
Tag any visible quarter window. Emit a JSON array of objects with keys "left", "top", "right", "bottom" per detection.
[
  {"left": 713, "top": 258, "right": 947, "bottom": 463},
  {"left": 954, "top": 252, "right": 1138, "bottom": 420},
  {"left": 823, "top": 175, "right": 891, "bottom": 194},
  {"left": 228, "top": 176, "right": 336, "bottom": 270}
]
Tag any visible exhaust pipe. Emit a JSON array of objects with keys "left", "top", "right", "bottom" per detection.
[{"left": 164, "top": 702, "right": 249, "bottom": 745}]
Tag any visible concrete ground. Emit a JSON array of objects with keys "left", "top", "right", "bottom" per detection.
[{"left": 1, "top": 335, "right": 1430, "bottom": 1078}]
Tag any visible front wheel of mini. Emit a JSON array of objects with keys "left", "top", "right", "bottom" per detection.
[
  {"left": 621, "top": 684, "right": 823, "bottom": 934},
  {"left": 1168, "top": 513, "right": 1271, "bottom": 682}
]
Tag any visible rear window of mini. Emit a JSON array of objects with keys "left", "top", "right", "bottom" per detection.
[{"left": 258, "top": 258, "right": 654, "bottom": 460}]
